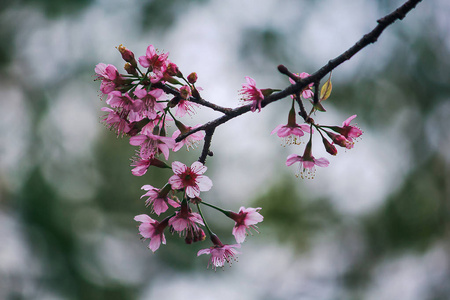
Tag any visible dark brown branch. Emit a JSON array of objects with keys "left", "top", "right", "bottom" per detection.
[
  {"left": 198, "top": 127, "right": 215, "bottom": 164},
  {"left": 176, "top": 0, "right": 422, "bottom": 145},
  {"left": 156, "top": 82, "right": 233, "bottom": 115}
]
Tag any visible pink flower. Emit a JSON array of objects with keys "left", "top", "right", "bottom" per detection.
[
  {"left": 240, "top": 76, "right": 264, "bottom": 112},
  {"left": 168, "top": 161, "right": 213, "bottom": 198},
  {"left": 197, "top": 236, "right": 241, "bottom": 270},
  {"left": 228, "top": 207, "right": 264, "bottom": 243},
  {"left": 129, "top": 133, "right": 175, "bottom": 160},
  {"left": 138, "top": 45, "right": 169, "bottom": 71},
  {"left": 175, "top": 98, "right": 199, "bottom": 117},
  {"left": 134, "top": 214, "right": 169, "bottom": 252},
  {"left": 172, "top": 125, "right": 205, "bottom": 152},
  {"left": 289, "top": 72, "right": 314, "bottom": 99},
  {"left": 133, "top": 87, "right": 165, "bottom": 120},
  {"left": 271, "top": 104, "right": 312, "bottom": 145},
  {"left": 169, "top": 201, "right": 204, "bottom": 236},
  {"left": 95, "top": 63, "right": 120, "bottom": 94},
  {"left": 340, "top": 115, "right": 363, "bottom": 141},
  {"left": 141, "top": 184, "right": 180, "bottom": 215},
  {"left": 101, "top": 107, "right": 131, "bottom": 136},
  {"left": 271, "top": 123, "right": 311, "bottom": 145},
  {"left": 130, "top": 157, "right": 170, "bottom": 176},
  {"left": 286, "top": 141, "right": 329, "bottom": 179}
]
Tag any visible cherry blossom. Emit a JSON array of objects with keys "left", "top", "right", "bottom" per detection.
[
  {"left": 141, "top": 184, "right": 180, "bottom": 215},
  {"left": 172, "top": 124, "right": 205, "bottom": 152},
  {"left": 240, "top": 76, "right": 264, "bottom": 112},
  {"left": 134, "top": 214, "right": 169, "bottom": 252},
  {"left": 129, "top": 132, "right": 175, "bottom": 160},
  {"left": 286, "top": 141, "right": 329, "bottom": 179},
  {"left": 168, "top": 161, "right": 212, "bottom": 198},
  {"left": 271, "top": 106, "right": 311, "bottom": 145},
  {"left": 228, "top": 207, "right": 264, "bottom": 243},
  {"left": 95, "top": 63, "right": 120, "bottom": 94},
  {"left": 169, "top": 201, "right": 204, "bottom": 236},
  {"left": 197, "top": 235, "right": 241, "bottom": 270}
]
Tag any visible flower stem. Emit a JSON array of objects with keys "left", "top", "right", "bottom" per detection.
[{"left": 196, "top": 203, "right": 214, "bottom": 237}]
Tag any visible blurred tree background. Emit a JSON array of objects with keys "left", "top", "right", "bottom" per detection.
[{"left": 0, "top": 0, "right": 449, "bottom": 299}]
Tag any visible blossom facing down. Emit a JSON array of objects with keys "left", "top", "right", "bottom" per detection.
[
  {"left": 168, "top": 161, "right": 213, "bottom": 198},
  {"left": 271, "top": 123, "right": 311, "bottom": 145},
  {"left": 134, "top": 214, "right": 168, "bottom": 252},
  {"left": 169, "top": 202, "right": 204, "bottom": 236},
  {"left": 240, "top": 76, "right": 264, "bottom": 112},
  {"left": 229, "top": 207, "right": 264, "bottom": 243},
  {"left": 286, "top": 141, "right": 329, "bottom": 179},
  {"left": 141, "top": 184, "right": 180, "bottom": 215},
  {"left": 197, "top": 243, "right": 241, "bottom": 271}
]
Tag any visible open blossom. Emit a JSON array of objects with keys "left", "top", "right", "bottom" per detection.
[
  {"left": 95, "top": 63, "right": 120, "bottom": 94},
  {"left": 172, "top": 124, "right": 205, "bottom": 152},
  {"left": 134, "top": 214, "right": 169, "bottom": 252},
  {"left": 271, "top": 106, "right": 311, "bottom": 145},
  {"left": 129, "top": 132, "right": 175, "bottom": 160},
  {"left": 169, "top": 201, "right": 204, "bottom": 236},
  {"left": 101, "top": 107, "right": 131, "bottom": 136},
  {"left": 228, "top": 207, "right": 264, "bottom": 243},
  {"left": 168, "top": 161, "right": 213, "bottom": 198},
  {"left": 197, "top": 235, "right": 240, "bottom": 270},
  {"left": 133, "top": 87, "right": 165, "bottom": 120},
  {"left": 141, "top": 184, "right": 180, "bottom": 215},
  {"left": 339, "top": 115, "right": 363, "bottom": 141},
  {"left": 286, "top": 141, "right": 329, "bottom": 179},
  {"left": 240, "top": 76, "right": 264, "bottom": 113}
]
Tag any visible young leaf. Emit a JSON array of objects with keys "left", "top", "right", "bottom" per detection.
[{"left": 320, "top": 73, "right": 332, "bottom": 101}]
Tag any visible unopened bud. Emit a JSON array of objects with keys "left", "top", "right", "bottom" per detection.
[
  {"left": 117, "top": 44, "right": 136, "bottom": 66},
  {"left": 322, "top": 137, "right": 337, "bottom": 156},
  {"left": 124, "top": 63, "right": 137, "bottom": 75},
  {"left": 166, "top": 62, "right": 180, "bottom": 77},
  {"left": 187, "top": 72, "right": 198, "bottom": 84},
  {"left": 179, "top": 85, "right": 192, "bottom": 100}
]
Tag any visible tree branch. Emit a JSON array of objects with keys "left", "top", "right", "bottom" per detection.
[{"left": 175, "top": 0, "right": 422, "bottom": 144}]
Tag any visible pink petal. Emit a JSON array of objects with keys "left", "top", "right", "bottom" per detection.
[
  {"left": 129, "top": 135, "right": 147, "bottom": 146},
  {"left": 171, "top": 161, "right": 187, "bottom": 174},
  {"left": 271, "top": 124, "right": 284, "bottom": 135},
  {"left": 232, "top": 226, "right": 247, "bottom": 243},
  {"left": 134, "top": 214, "right": 153, "bottom": 223},
  {"left": 197, "top": 248, "right": 211, "bottom": 256},
  {"left": 343, "top": 114, "right": 357, "bottom": 126},
  {"left": 196, "top": 175, "right": 213, "bottom": 192},
  {"left": 191, "top": 161, "right": 207, "bottom": 175},
  {"left": 286, "top": 154, "right": 301, "bottom": 166},
  {"left": 314, "top": 157, "right": 330, "bottom": 168},
  {"left": 168, "top": 174, "right": 183, "bottom": 190}
]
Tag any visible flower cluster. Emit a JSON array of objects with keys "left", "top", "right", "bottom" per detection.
[
  {"left": 96, "top": 44, "right": 263, "bottom": 270},
  {"left": 267, "top": 72, "right": 363, "bottom": 178},
  {"left": 96, "top": 45, "right": 361, "bottom": 270}
]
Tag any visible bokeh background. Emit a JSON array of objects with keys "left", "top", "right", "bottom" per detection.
[{"left": 1, "top": 0, "right": 449, "bottom": 299}]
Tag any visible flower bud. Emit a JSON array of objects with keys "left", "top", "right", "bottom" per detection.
[
  {"left": 179, "top": 85, "right": 192, "bottom": 100},
  {"left": 187, "top": 72, "right": 198, "bottom": 84},
  {"left": 117, "top": 44, "right": 137, "bottom": 66},
  {"left": 124, "top": 63, "right": 137, "bottom": 76},
  {"left": 322, "top": 136, "right": 337, "bottom": 156},
  {"left": 166, "top": 62, "right": 180, "bottom": 77}
]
